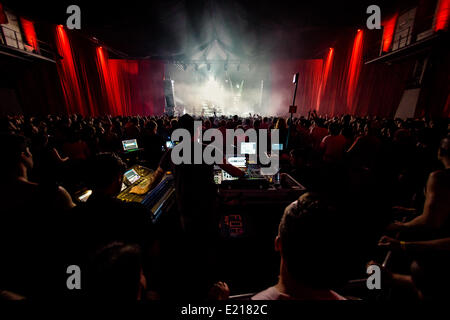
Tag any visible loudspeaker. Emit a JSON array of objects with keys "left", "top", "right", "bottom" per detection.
[{"left": 163, "top": 79, "right": 176, "bottom": 116}]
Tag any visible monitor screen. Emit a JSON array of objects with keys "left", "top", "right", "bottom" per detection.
[
  {"left": 122, "top": 139, "right": 138, "bottom": 151},
  {"left": 227, "top": 156, "right": 246, "bottom": 168},
  {"left": 124, "top": 169, "right": 141, "bottom": 184},
  {"left": 222, "top": 170, "right": 239, "bottom": 181},
  {"left": 240, "top": 142, "right": 256, "bottom": 155},
  {"left": 166, "top": 141, "right": 175, "bottom": 149},
  {"left": 272, "top": 143, "right": 283, "bottom": 151}
]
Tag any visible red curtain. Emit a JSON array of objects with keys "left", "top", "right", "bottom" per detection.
[
  {"left": 0, "top": 3, "right": 8, "bottom": 24},
  {"left": 107, "top": 59, "right": 166, "bottom": 116},
  {"left": 381, "top": 14, "right": 398, "bottom": 53},
  {"left": 20, "top": 18, "right": 39, "bottom": 51},
  {"left": 316, "top": 48, "right": 334, "bottom": 111},
  {"left": 316, "top": 29, "right": 412, "bottom": 118},
  {"left": 270, "top": 59, "right": 323, "bottom": 116},
  {"left": 346, "top": 29, "right": 364, "bottom": 114},
  {"left": 435, "top": 0, "right": 450, "bottom": 31},
  {"left": 55, "top": 25, "right": 87, "bottom": 115},
  {"left": 55, "top": 25, "right": 165, "bottom": 116}
]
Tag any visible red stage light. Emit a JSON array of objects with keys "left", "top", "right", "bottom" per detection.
[
  {"left": 381, "top": 13, "right": 398, "bottom": 52},
  {"left": 435, "top": 0, "right": 450, "bottom": 31},
  {"left": 347, "top": 30, "right": 363, "bottom": 114},
  {"left": 316, "top": 47, "right": 334, "bottom": 111},
  {"left": 20, "top": 18, "right": 38, "bottom": 51},
  {"left": 55, "top": 24, "right": 86, "bottom": 115}
]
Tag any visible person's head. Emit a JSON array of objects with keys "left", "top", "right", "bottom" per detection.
[
  {"left": 275, "top": 118, "right": 287, "bottom": 130},
  {"left": 130, "top": 117, "right": 139, "bottom": 126},
  {"left": 314, "top": 118, "right": 326, "bottom": 128},
  {"left": 88, "top": 153, "right": 127, "bottom": 196},
  {"left": 145, "top": 120, "right": 158, "bottom": 135},
  {"left": 88, "top": 242, "right": 146, "bottom": 300},
  {"left": 2, "top": 134, "right": 33, "bottom": 179},
  {"left": 438, "top": 135, "right": 450, "bottom": 166},
  {"left": 204, "top": 119, "right": 212, "bottom": 130},
  {"left": 253, "top": 119, "right": 261, "bottom": 130},
  {"left": 178, "top": 114, "right": 196, "bottom": 137},
  {"left": 275, "top": 192, "right": 351, "bottom": 289},
  {"left": 170, "top": 118, "right": 178, "bottom": 130},
  {"left": 328, "top": 122, "right": 341, "bottom": 136}
]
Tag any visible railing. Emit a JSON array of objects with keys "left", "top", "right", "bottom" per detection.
[
  {"left": 391, "top": 25, "right": 413, "bottom": 52},
  {"left": 365, "top": 7, "right": 449, "bottom": 62},
  {"left": 0, "top": 25, "right": 22, "bottom": 49},
  {"left": 388, "top": 8, "right": 449, "bottom": 53},
  {"left": 0, "top": 25, "right": 55, "bottom": 61}
]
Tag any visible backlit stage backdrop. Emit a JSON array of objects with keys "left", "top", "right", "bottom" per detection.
[{"left": 49, "top": 25, "right": 448, "bottom": 118}]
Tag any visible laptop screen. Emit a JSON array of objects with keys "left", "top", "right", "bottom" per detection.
[
  {"left": 122, "top": 139, "right": 138, "bottom": 151},
  {"left": 241, "top": 142, "right": 256, "bottom": 155},
  {"left": 124, "top": 169, "right": 141, "bottom": 184},
  {"left": 272, "top": 143, "right": 283, "bottom": 151},
  {"left": 227, "top": 156, "right": 246, "bottom": 168}
]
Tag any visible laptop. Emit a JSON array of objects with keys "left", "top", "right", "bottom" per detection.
[
  {"left": 123, "top": 168, "right": 141, "bottom": 184},
  {"left": 240, "top": 142, "right": 257, "bottom": 155},
  {"left": 122, "top": 139, "right": 139, "bottom": 152},
  {"left": 226, "top": 156, "right": 247, "bottom": 168}
]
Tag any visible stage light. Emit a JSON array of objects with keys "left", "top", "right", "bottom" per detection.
[
  {"left": 207, "top": 63, "right": 211, "bottom": 71},
  {"left": 224, "top": 63, "right": 228, "bottom": 71}
]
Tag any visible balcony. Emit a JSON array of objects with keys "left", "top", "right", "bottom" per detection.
[
  {"left": 365, "top": 6, "right": 449, "bottom": 64},
  {"left": 0, "top": 25, "right": 57, "bottom": 63}
]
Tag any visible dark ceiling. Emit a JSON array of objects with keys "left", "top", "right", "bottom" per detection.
[{"left": 4, "top": 0, "right": 401, "bottom": 59}]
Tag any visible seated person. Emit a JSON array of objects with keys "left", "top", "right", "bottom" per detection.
[
  {"left": 151, "top": 114, "right": 244, "bottom": 234},
  {"left": 252, "top": 192, "right": 351, "bottom": 300},
  {"left": 67, "top": 153, "right": 154, "bottom": 269},
  {"left": 387, "top": 135, "right": 450, "bottom": 236},
  {"left": 286, "top": 147, "right": 318, "bottom": 190},
  {"left": 87, "top": 242, "right": 147, "bottom": 300},
  {"left": 378, "top": 233, "right": 450, "bottom": 300},
  {"left": 142, "top": 120, "right": 164, "bottom": 169},
  {"left": 150, "top": 114, "right": 244, "bottom": 299},
  {"left": 0, "top": 134, "right": 75, "bottom": 298}
]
